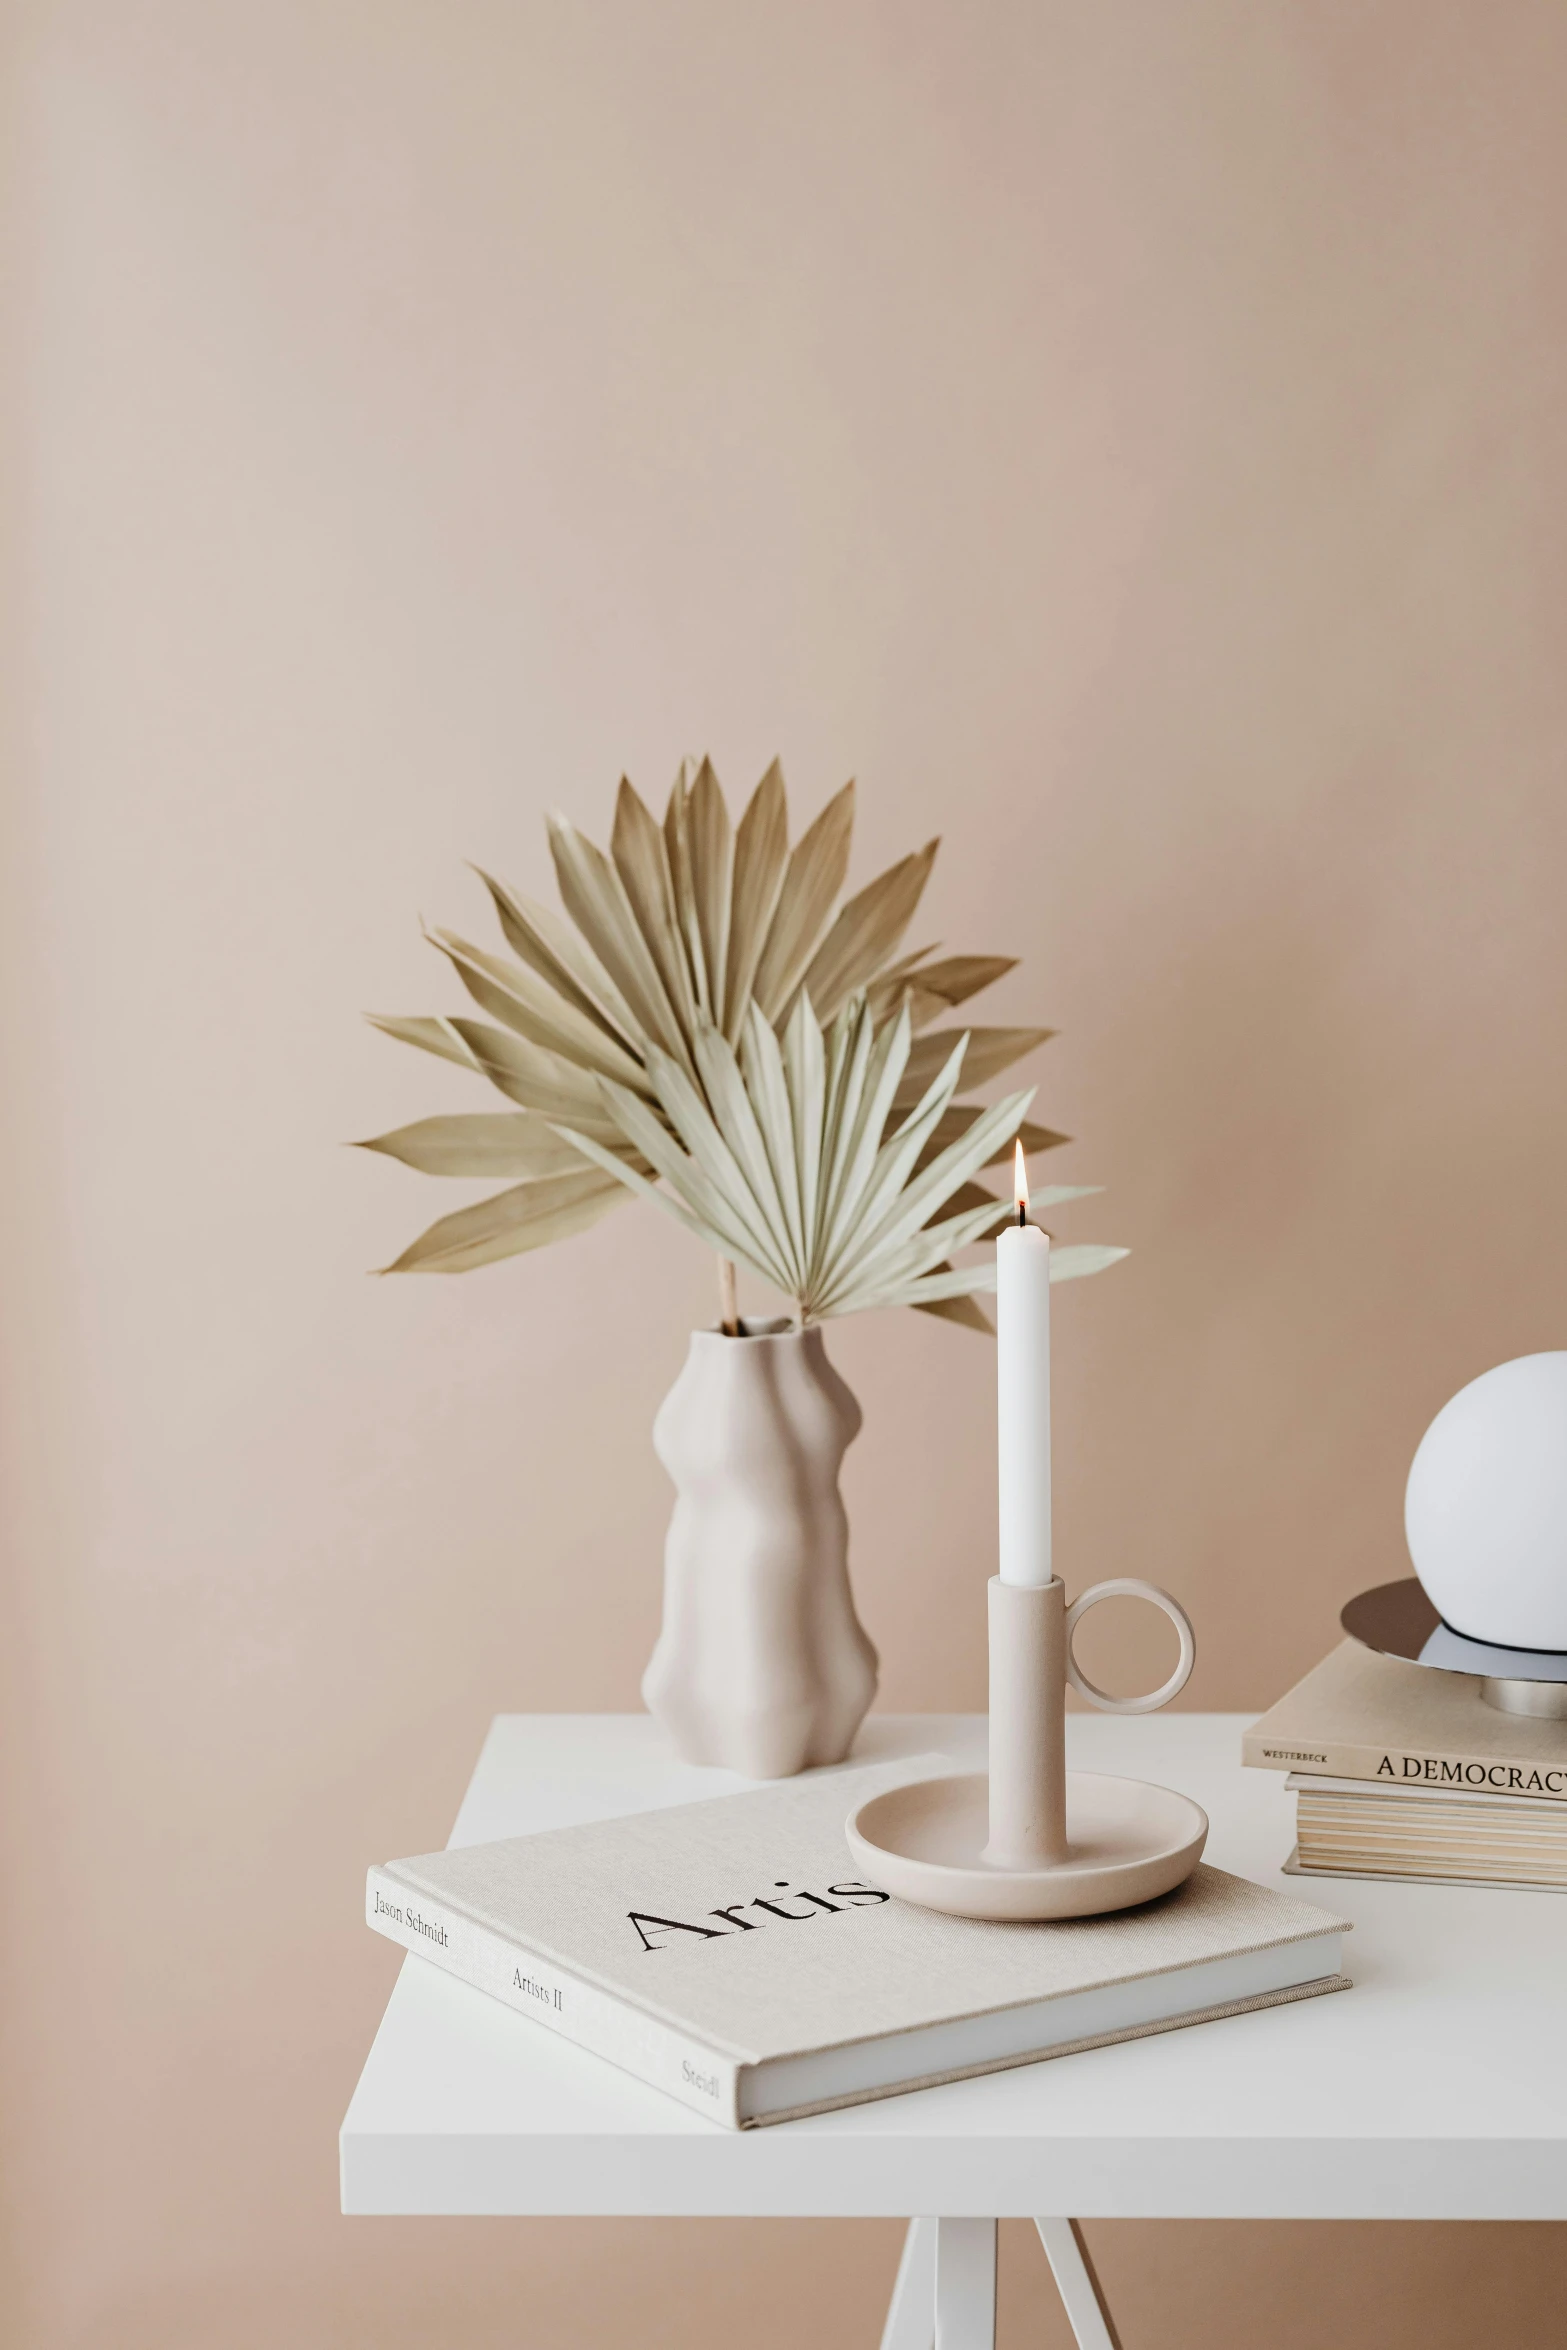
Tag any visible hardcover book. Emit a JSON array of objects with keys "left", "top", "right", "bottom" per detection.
[
  {"left": 1242, "top": 1640, "right": 1567, "bottom": 1799},
  {"left": 366, "top": 1755, "right": 1350, "bottom": 2128},
  {"left": 1284, "top": 1771, "right": 1567, "bottom": 1892}
]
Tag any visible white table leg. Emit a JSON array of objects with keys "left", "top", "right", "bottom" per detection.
[
  {"left": 879, "top": 2214, "right": 1121, "bottom": 2350},
  {"left": 934, "top": 2216, "right": 996, "bottom": 2349},
  {"left": 880, "top": 2218, "right": 936, "bottom": 2350},
  {"left": 1033, "top": 2218, "right": 1124, "bottom": 2350}
]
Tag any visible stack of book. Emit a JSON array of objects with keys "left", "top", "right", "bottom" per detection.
[{"left": 1245, "top": 1639, "right": 1567, "bottom": 1891}]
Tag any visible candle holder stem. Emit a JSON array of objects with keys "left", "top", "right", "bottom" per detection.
[
  {"left": 983, "top": 1576, "right": 1069, "bottom": 1868},
  {"left": 846, "top": 1573, "right": 1203, "bottom": 1920}
]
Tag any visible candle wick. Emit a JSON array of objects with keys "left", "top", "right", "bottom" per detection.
[{"left": 1016, "top": 1201, "right": 1027, "bottom": 1227}]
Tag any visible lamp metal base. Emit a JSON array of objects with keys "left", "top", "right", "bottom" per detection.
[
  {"left": 1481, "top": 1676, "right": 1567, "bottom": 1720},
  {"left": 1341, "top": 1581, "right": 1567, "bottom": 1714}
]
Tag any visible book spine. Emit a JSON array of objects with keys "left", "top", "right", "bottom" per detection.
[
  {"left": 1243, "top": 1730, "right": 1567, "bottom": 1800},
  {"left": 365, "top": 1868, "right": 743, "bottom": 2127}
]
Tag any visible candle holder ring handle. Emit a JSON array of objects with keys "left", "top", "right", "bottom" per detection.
[{"left": 1064, "top": 1579, "right": 1196, "bottom": 1715}]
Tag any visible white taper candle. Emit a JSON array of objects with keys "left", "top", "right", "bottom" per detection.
[{"left": 997, "top": 1141, "right": 1052, "bottom": 1587}]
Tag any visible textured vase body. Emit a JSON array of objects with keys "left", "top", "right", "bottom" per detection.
[{"left": 644, "top": 1320, "right": 878, "bottom": 1778}]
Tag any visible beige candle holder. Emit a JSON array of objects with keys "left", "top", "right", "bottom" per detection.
[{"left": 846, "top": 1577, "right": 1207, "bottom": 1920}]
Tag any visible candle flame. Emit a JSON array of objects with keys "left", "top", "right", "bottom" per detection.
[{"left": 1013, "top": 1139, "right": 1029, "bottom": 1221}]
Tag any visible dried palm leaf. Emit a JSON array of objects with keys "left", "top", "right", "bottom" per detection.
[
  {"left": 611, "top": 777, "right": 702, "bottom": 1046},
  {"left": 909, "top": 1107, "right": 1070, "bottom": 1175},
  {"left": 907, "top": 955, "right": 1019, "bottom": 1010},
  {"left": 1047, "top": 1244, "right": 1131, "bottom": 1280},
  {"left": 892, "top": 1023, "right": 1055, "bottom": 1107},
  {"left": 876, "top": 1239, "right": 1129, "bottom": 1311},
  {"left": 471, "top": 868, "right": 641, "bottom": 1048},
  {"left": 864, "top": 942, "right": 939, "bottom": 1017},
  {"left": 798, "top": 838, "right": 938, "bottom": 1023},
  {"left": 817, "top": 1120, "right": 1033, "bottom": 1314},
  {"left": 684, "top": 758, "right": 734, "bottom": 1028},
  {"left": 820, "top": 1025, "right": 967, "bottom": 1281},
  {"left": 722, "top": 760, "right": 789, "bottom": 1040},
  {"left": 780, "top": 989, "right": 826, "bottom": 1258},
  {"left": 448, "top": 1019, "right": 628, "bottom": 1138},
  {"left": 871, "top": 1261, "right": 1005, "bottom": 1310},
  {"left": 662, "top": 764, "right": 706, "bottom": 1015},
  {"left": 547, "top": 811, "right": 690, "bottom": 1066},
  {"left": 813, "top": 1006, "right": 915, "bottom": 1285},
  {"left": 898, "top": 986, "right": 958, "bottom": 1029},
  {"left": 357, "top": 1112, "right": 604, "bottom": 1180},
  {"left": 563, "top": 1077, "right": 796, "bottom": 1295},
  {"left": 379, "top": 1167, "right": 629, "bottom": 1274},
  {"left": 430, "top": 930, "right": 652, "bottom": 1093},
  {"left": 916, "top": 1289, "right": 996, "bottom": 1334},
  {"left": 365, "top": 1012, "right": 476, "bottom": 1069},
  {"left": 690, "top": 1022, "right": 797, "bottom": 1284},
  {"left": 365, "top": 762, "right": 1123, "bottom": 1320},
  {"left": 738, "top": 1005, "right": 806, "bottom": 1279},
  {"left": 751, "top": 780, "right": 855, "bottom": 1018}
]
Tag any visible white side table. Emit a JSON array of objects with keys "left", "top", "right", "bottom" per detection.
[{"left": 341, "top": 1714, "right": 1567, "bottom": 2347}]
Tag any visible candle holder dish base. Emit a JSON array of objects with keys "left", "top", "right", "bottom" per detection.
[{"left": 846, "top": 1769, "right": 1208, "bottom": 1923}]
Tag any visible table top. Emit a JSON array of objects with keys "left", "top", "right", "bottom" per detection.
[{"left": 339, "top": 1713, "right": 1567, "bottom": 2221}]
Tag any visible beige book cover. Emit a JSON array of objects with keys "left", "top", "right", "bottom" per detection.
[
  {"left": 367, "top": 1756, "right": 1348, "bottom": 2128},
  {"left": 1243, "top": 1640, "right": 1567, "bottom": 1798}
]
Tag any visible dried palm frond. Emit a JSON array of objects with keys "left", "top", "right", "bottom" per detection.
[{"left": 361, "top": 761, "right": 1125, "bottom": 1324}]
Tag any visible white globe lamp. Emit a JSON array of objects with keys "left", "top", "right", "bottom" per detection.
[{"left": 1405, "top": 1352, "right": 1567, "bottom": 1653}]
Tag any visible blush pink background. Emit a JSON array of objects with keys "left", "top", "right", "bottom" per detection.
[{"left": 5, "top": 1, "right": 1567, "bottom": 2341}]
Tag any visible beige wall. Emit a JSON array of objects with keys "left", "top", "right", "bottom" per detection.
[{"left": 6, "top": 1, "right": 1567, "bottom": 2341}]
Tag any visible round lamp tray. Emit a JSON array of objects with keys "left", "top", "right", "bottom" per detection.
[
  {"left": 845, "top": 1770, "right": 1208, "bottom": 1923},
  {"left": 1343, "top": 1579, "right": 1567, "bottom": 1720}
]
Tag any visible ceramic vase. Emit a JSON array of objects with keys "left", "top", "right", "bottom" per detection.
[{"left": 644, "top": 1318, "right": 878, "bottom": 1778}]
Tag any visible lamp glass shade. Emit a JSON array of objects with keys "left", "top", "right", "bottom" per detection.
[{"left": 1405, "top": 1352, "right": 1567, "bottom": 1652}]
